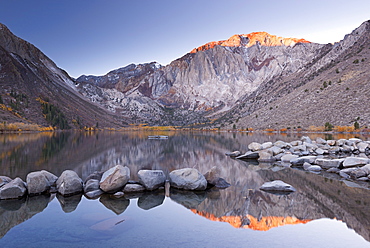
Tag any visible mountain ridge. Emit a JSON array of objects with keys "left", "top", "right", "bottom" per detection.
[
  {"left": 1, "top": 20, "right": 370, "bottom": 130},
  {"left": 190, "top": 31, "right": 311, "bottom": 53}
]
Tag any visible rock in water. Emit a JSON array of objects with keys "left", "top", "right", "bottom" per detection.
[
  {"left": 56, "top": 170, "right": 83, "bottom": 196},
  {"left": 26, "top": 170, "right": 58, "bottom": 195},
  {"left": 138, "top": 170, "right": 166, "bottom": 191},
  {"left": 260, "top": 180, "right": 296, "bottom": 192},
  {"left": 225, "top": 151, "right": 241, "bottom": 157},
  {"left": 203, "top": 166, "right": 230, "bottom": 188},
  {"left": 169, "top": 168, "right": 207, "bottom": 191},
  {"left": 0, "top": 176, "right": 12, "bottom": 188},
  {"left": 343, "top": 157, "right": 370, "bottom": 168},
  {"left": 0, "top": 177, "right": 27, "bottom": 199},
  {"left": 100, "top": 165, "right": 130, "bottom": 193}
]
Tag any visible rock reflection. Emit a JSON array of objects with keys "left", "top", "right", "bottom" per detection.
[
  {"left": 137, "top": 191, "right": 165, "bottom": 210},
  {"left": 170, "top": 189, "right": 206, "bottom": 209},
  {"left": 99, "top": 194, "right": 130, "bottom": 215},
  {"left": 0, "top": 194, "right": 52, "bottom": 238},
  {"left": 1, "top": 131, "right": 370, "bottom": 242},
  {"left": 56, "top": 194, "right": 82, "bottom": 213}
]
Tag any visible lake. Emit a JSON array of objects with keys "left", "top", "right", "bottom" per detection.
[{"left": 0, "top": 131, "right": 370, "bottom": 248}]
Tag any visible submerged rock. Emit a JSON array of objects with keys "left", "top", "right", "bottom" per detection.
[{"left": 260, "top": 180, "right": 296, "bottom": 192}]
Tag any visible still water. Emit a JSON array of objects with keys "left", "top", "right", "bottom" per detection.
[{"left": 0, "top": 131, "right": 370, "bottom": 248}]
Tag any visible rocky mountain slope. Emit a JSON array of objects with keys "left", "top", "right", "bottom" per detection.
[
  {"left": 76, "top": 32, "right": 326, "bottom": 126},
  {"left": 219, "top": 20, "right": 370, "bottom": 130},
  {"left": 0, "top": 23, "right": 121, "bottom": 129},
  {"left": 1, "top": 20, "right": 369, "bottom": 129}
]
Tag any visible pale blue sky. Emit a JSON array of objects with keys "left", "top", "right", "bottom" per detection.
[{"left": 0, "top": 0, "right": 369, "bottom": 77}]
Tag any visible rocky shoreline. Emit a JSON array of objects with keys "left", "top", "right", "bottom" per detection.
[
  {"left": 227, "top": 136, "right": 370, "bottom": 183},
  {"left": 0, "top": 165, "right": 230, "bottom": 201}
]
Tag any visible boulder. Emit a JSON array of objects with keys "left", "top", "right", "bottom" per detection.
[
  {"left": 301, "top": 136, "right": 312, "bottom": 144},
  {"left": 100, "top": 165, "right": 130, "bottom": 193},
  {"left": 56, "top": 170, "right": 83, "bottom": 196},
  {"left": 85, "top": 189, "right": 104, "bottom": 199},
  {"left": 315, "top": 148, "right": 325, "bottom": 155},
  {"left": 342, "top": 157, "right": 370, "bottom": 168},
  {"left": 0, "top": 176, "right": 12, "bottom": 188},
  {"left": 291, "top": 156, "right": 317, "bottom": 166},
  {"left": 248, "top": 142, "right": 262, "bottom": 151},
  {"left": 290, "top": 140, "right": 302, "bottom": 146},
  {"left": 274, "top": 140, "right": 289, "bottom": 148},
  {"left": 169, "top": 168, "right": 207, "bottom": 191},
  {"left": 349, "top": 168, "right": 368, "bottom": 179},
  {"left": 315, "top": 137, "right": 327, "bottom": 145},
  {"left": 336, "top": 139, "right": 346, "bottom": 146},
  {"left": 361, "top": 164, "right": 370, "bottom": 174},
  {"left": 303, "top": 162, "right": 312, "bottom": 170},
  {"left": 84, "top": 171, "right": 104, "bottom": 184},
  {"left": 26, "top": 170, "right": 58, "bottom": 195},
  {"left": 138, "top": 170, "right": 166, "bottom": 191},
  {"left": 349, "top": 138, "right": 362, "bottom": 143},
  {"left": 123, "top": 183, "right": 146, "bottom": 193},
  {"left": 281, "top": 154, "right": 299, "bottom": 163},
  {"left": 268, "top": 146, "right": 283, "bottom": 156},
  {"left": 258, "top": 150, "right": 276, "bottom": 162},
  {"left": 0, "top": 177, "right": 27, "bottom": 200},
  {"left": 260, "top": 180, "right": 296, "bottom": 192},
  {"left": 315, "top": 158, "right": 344, "bottom": 169},
  {"left": 327, "top": 168, "right": 340, "bottom": 173},
  {"left": 339, "top": 171, "right": 350, "bottom": 179},
  {"left": 225, "top": 151, "right": 241, "bottom": 157},
  {"left": 84, "top": 179, "right": 100, "bottom": 193},
  {"left": 204, "top": 166, "right": 230, "bottom": 188},
  {"left": 357, "top": 142, "right": 369, "bottom": 153},
  {"left": 261, "top": 142, "right": 273, "bottom": 150},
  {"left": 306, "top": 165, "right": 322, "bottom": 172},
  {"left": 236, "top": 151, "right": 259, "bottom": 159}
]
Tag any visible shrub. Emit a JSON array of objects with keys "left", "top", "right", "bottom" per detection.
[
  {"left": 354, "top": 121, "right": 360, "bottom": 130},
  {"left": 353, "top": 59, "right": 359, "bottom": 64},
  {"left": 324, "top": 122, "right": 333, "bottom": 131}
]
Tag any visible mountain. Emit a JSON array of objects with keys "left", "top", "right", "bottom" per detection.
[
  {"left": 0, "top": 23, "right": 122, "bottom": 129},
  {"left": 1, "top": 20, "right": 369, "bottom": 130},
  {"left": 77, "top": 20, "right": 370, "bottom": 129},
  {"left": 220, "top": 20, "right": 370, "bottom": 130},
  {"left": 76, "top": 31, "right": 326, "bottom": 126}
]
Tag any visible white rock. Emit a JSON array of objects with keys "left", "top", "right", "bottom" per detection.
[
  {"left": 260, "top": 180, "right": 295, "bottom": 192},
  {"left": 343, "top": 157, "right": 370, "bottom": 168}
]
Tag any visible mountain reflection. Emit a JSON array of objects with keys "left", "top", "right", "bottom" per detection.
[{"left": 0, "top": 131, "right": 370, "bottom": 242}]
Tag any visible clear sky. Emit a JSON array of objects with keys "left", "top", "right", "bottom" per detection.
[{"left": 0, "top": 0, "right": 369, "bottom": 78}]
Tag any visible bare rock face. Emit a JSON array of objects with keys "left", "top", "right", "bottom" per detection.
[
  {"left": 169, "top": 168, "right": 207, "bottom": 191},
  {"left": 99, "top": 165, "right": 130, "bottom": 193},
  {"left": 0, "top": 177, "right": 27, "bottom": 200},
  {"left": 56, "top": 170, "right": 83, "bottom": 196},
  {"left": 76, "top": 30, "right": 324, "bottom": 126}
]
